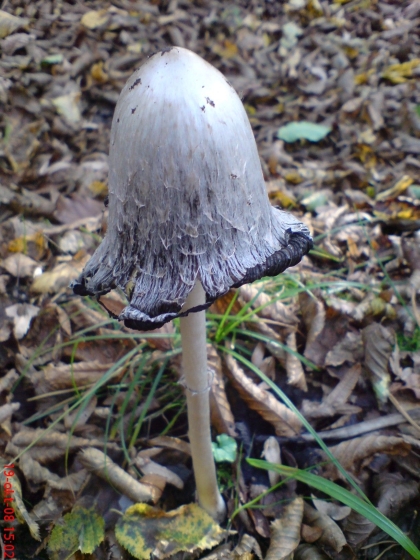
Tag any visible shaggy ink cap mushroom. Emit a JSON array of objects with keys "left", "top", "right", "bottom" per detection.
[{"left": 72, "top": 47, "right": 312, "bottom": 330}]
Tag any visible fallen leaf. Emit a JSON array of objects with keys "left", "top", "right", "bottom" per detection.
[
  {"left": 80, "top": 9, "right": 110, "bottom": 29},
  {"left": 5, "top": 303, "right": 39, "bottom": 339},
  {"left": 115, "top": 503, "right": 230, "bottom": 560},
  {"left": 0, "top": 10, "right": 29, "bottom": 38},
  {"left": 48, "top": 505, "right": 105, "bottom": 558},
  {"left": 1, "top": 253, "right": 38, "bottom": 278},
  {"left": 303, "top": 502, "right": 346, "bottom": 552},
  {"left": 208, "top": 344, "right": 237, "bottom": 437},
  {"left": 362, "top": 323, "right": 394, "bottom": 405},
  {"left": 265, "top": 497, "right": 304, "bottom": 560},
  {"left": 225, "top": 354, "right": 302, "bottom": 437},
  {"left": 78, "top": 448, "right": 159, "bottom": 504}
]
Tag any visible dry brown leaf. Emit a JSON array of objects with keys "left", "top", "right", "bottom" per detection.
[
  {"left": 300, "top": 524, "right": 323, "bottom": 543},
  {"left": 325, "top": 332, "right": 363, "bottom": 367},
  {"left": 262, "top": 436, "right": 281, "bottom": 487},
  {"left": 134, "top": 456, "right": 183, "bottom": 489},
  {"left": 303, "top": 502, "right": 346, "bottom": 552},
  {"left": 239, "top": 284, "right": 299, "bottom": 327},
  {"left": 19, "top": 454, "right": 61, "bottom": 486},
  {"left": 33, "top": 360, "right": 123, "bottom": 393},
  {"left": 300, "top": 293, "right": 325, "bottom": 349},
  {"left": 64, "top": 396, "right": 97, "bottom": 431},
  {"left": 31, "top": 258, "right": 88, "bottom": 294},
  {"left": 248, "top": 507, "right": 271, "bottom": 538},
  {"left": 7, "top": 427, "right": 118, "bottom": 464},
  {"left": 0, "top": 402, "right": 20, "bottom": 427},
  {"left": 47, "top": 468, "right": 89, "bottom": 493},
  {"left": 295, "top": 544, "right": 330, "bottom": 559},
  {"left": 265, "top": 497, "right": 304, "bottom": 560},
  {"left": 312, "top": 497, "right": 351, "bottom": 521},
  {"left": 224, "top": 354, "right": 302, "bottom": 437},
  {"left": 1, "top": 253, "right": 38, "bottom": 278},
  {"left": 0, "top": 369, "right": 19, "bottom": 393},
  {"left": 232, "top": 534, "right": 262, "bottom": 559},
  {"left": 147, "top": 436, "right": 191, "bottom": 456},
  {"left": 208, "top": 345, "right": 237, "bottom": 437},
  {"left": 342, "top": 473, "right": 418, "bottom": 546},
  {"left": 321, "top": 435, "right": 411, "bottom": 480},
  {"left": 78, "top": 447, "right": 159, "bottom": 503},
  {"left": 302, "top": 364, "right": 362, "bottom": 420},
  {"left": 285, "top": 331, "right": 307, "bottom": 391},
  {"left": 362, "top": 323, "right": 394, "bottom": 405}
]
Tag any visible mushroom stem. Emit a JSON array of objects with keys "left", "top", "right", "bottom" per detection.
[{"left": 180, "top": 281, "right": 226, "bottom": 522}]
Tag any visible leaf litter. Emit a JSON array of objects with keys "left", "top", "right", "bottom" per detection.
[{"left": 0, "top": 0, "right": 420, "bottom": 558}]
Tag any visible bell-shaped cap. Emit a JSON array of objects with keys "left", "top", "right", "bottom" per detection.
[{"left": 72, "top": 47, "right": 312, "bottom": 330}]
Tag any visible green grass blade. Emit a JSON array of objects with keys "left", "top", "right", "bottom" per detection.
[{"left": 249, "top": 459, "right": 420, "bottom": 560}]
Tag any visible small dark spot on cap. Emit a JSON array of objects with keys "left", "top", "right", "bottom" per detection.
[
  {"left": 205, "top": 97, "right": 215, "bottom": 107},
  {"left": 104, "top": 195, "right": 109, "bottom": 207},
  {"left": 161, "top": 47, "right": 174, "bottom": 56},
  {"left": 131, "top": 107, "right": 137, "bottom": 114},
  {"left": 200, "top": 105, "right": 205, "bottom": 112},
  {"left": 230, "top": 174, "right": 238, "bottom": 179},
  {"left": 117, "top": 118, "right": 120, "bottom": 123},
  {"left": 129, "top": 78, "right": 142, "bottom": 91}
]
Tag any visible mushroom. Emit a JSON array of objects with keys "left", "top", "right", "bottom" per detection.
[{"left": 72, "top": 47, "right": 312, "bottom": 521}]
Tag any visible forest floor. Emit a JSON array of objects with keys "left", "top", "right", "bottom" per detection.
[{"left": 1, "top": 0, "right": 420, "bottom": 559}]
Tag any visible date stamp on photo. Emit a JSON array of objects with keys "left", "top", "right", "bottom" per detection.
[{"left": 2, "top": 464, "right": 15, "bottom": 559}]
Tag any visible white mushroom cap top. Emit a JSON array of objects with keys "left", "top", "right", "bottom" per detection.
[{"left": 72, "top": 47, "right": 312, "bottom": 329}]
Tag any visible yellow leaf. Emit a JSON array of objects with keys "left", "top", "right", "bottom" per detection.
[
  {"left": 382, "top": 59, "right": 420, "bottom": 84},
  {"left": 48, "top": 506, "right": 104, "bottom": 558},
  {"left": 354, "top": 69, "right": 375, "bottom": 85},
  {"left": 91, "top": 61, "right": 108, "bottom": 83},
  {"left": 376, "top": 175, "right": 413, "bottom": 201},
  {"left": 115, "top": 503, "right": 231, "bottom": 560},
  {"left": 81, "top": 9, "right": 109, "bottom": 29},
  {"left": 88, "top": 180, "right": 108, "bottom": 196}
]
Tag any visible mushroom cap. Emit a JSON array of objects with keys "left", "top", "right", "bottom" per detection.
[{"left": 72, "top": 47, "right": 312, "bottom": 329}]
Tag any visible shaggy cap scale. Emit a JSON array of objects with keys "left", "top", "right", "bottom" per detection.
[{"left": 72, "top": 47, "right": 312, "bottom": 329}]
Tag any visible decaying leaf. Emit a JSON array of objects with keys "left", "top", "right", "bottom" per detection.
[
  {"left": 295, "top": 544, "right": 329, "bottom": 559},
  {"left": 265, "top": 497, "right": 304, "bottom": 560},
  {"left": 48, "top": 505, "right": 105, "bottom": 558},
  {"left": 78, "top": 448, "right": 159, "bottom": 504},
  {"left": 224, "top": 354, "right": 302, "bottom": 437},
  {"left": 238, "top": 284, "right": 299, "bottom": 326},
  {"left": 208, "top": 344, "right": 237, "bottom": 437},
  {"left": 0, "top": 459, "right": 40, "bottom": 540},
  {"left": 312, "top": 497, "right": 351, "bottom": 521},
  {"left": 31, "top": 258, "right": 88, "bottom": 294},
  {"left": 33, "top": 360, "right": 123, "bottom": 394},
  {"left": 0, "top": 10, "right": 29, "bottom": 38},
  {"left": 301, "top": 364, "right": 362, "bottom": 420},
  {"left": 303, "top": 502, "right": 346, "bottom": 552},
  {"left": 5, "top": 303, "right": 39, "bottom": 339},
  {"left": 134, "top": 455, "right": 183, "bottom": 490},
  {"left": 262, "top": 436, "right": 281, "bottom": 487},
  {"left": 362, "top": 323, "right": 394, "bottom": 405},
  {"left": 321, "top": 435, "right": 411, "bottom": 480},
  {"left": 232, "top": 534, "right": 262, "bottom": 559},
  {"left": 1, "top": 253, "right": 38, "bottom": 278},
  {"left": 285, "top": 331, "right": 307, "bottom": 391},
  {"left": 115, "top": 503, "right": 231, "bottom": 560}
]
